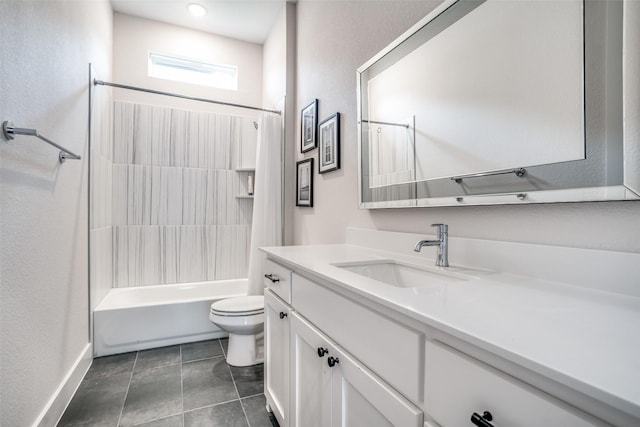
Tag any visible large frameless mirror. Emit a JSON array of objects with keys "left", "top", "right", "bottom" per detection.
[{"left": 357, "top": 0, "right": 640, "bottom": 208}]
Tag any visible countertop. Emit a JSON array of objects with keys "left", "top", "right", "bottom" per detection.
[{"left": 262, "top": 243, "right": 640, "bottom": 421}]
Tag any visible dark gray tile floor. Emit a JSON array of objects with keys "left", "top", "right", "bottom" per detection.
[{"left": 58, "top": 339, "right": 279, "bottom": 427}]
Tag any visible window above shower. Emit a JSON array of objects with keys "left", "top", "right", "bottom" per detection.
[{"left": 148, "top": 51, "right": 238, "bottom": 91}]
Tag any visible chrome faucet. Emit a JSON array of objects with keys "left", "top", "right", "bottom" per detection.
[{"left": 414, "top": 224, "right": 449, "bottom": 267}]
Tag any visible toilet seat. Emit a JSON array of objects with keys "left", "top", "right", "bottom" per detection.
[{"left": 210, "top": 295, "right": 264, "bottom": 317}]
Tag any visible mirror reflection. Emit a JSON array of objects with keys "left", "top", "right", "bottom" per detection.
[{"left": 358, "top": 0, "right": 636, "bottom": 207}]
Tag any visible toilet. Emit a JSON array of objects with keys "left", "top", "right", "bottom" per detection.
[{"left": 209, "top": 295, "right": 265, "bottom": 367}]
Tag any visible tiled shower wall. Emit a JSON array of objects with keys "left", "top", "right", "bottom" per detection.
[
  {"left": 110, "top": 101, "right": 257, "bottom": 287},
  {"left": 90, "top": 84, "right": 114, "bottom": 309}
]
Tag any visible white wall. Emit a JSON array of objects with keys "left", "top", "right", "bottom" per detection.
[
  {"left": 293, "top": 0, "right": 640, "bottom": 253},
  {"left": 113, "top": 13, "right": 263, "bottom": 117},
  {"left": 263, "top": 2, "right": 297, "bottom": 244},
  {"left": 0, "top": 1, "right": 113, "bottom": 425}
]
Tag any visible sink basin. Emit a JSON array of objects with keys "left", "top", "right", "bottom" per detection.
[{"left": 334, "top": 260, "right": 467, "bottom": 288}]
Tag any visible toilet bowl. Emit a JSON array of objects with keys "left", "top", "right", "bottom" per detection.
[{"left": 209, "top": 295, "right": 264, "bottom": 367}]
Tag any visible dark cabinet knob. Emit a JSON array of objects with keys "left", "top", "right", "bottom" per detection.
[
  {"left": 470, "top": 411, "right": 494, "bottom": 427},
  {"left": 264, "top": 274, "right": 280, "bottom": 283},
  {"left": 279, "top": 312, "right": 288, "bottom": 319},
  {"left": 317, "top": 347, "right": 329, "bottom": 357},
  {"left": 327, "top": 356, "right": 340, "bottom": 367}
]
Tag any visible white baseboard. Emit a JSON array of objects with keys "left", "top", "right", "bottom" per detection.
[{"left": 32, "top": 343, "right": 93, "bottom": 427}]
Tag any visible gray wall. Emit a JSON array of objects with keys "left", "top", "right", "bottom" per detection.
[{"left": 293, "top": 0, "right": 640, "bottom": 253}]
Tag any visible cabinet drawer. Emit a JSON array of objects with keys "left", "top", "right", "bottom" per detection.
[
  {"left": 292, "top": 272, "right": 424, "bottom": 403},
  {"left": 424, "top": 340, "right": 605, "bottom": 427},
  {"left": 264, "top": 258, "right": 292, "bottom": 303}
]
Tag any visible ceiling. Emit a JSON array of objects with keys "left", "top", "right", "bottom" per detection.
[{"left": 110, "top": 0, "right": 285, "bottom": 44}]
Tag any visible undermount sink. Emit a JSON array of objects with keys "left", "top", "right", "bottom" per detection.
[{"left": 333, "top": 260, "right": 467, "bottom": 288}]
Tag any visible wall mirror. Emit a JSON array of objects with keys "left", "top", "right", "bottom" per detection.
[{"left": 357, "top": 0, "right": 639, "bottom": 208}]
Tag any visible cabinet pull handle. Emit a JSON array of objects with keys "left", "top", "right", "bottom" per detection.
[
  {"left": 317, "top": 347, "right": 329, "bottom": 357},
  {"left": 279, "top": 312, "right": 288, "bottom": 319},
  {"left": 327, "top": 356, "right": 340, "bottom": 367},
  {"left": 264, "top": 274, "right": 280, "bottom": 283},
  {"left": 470, "top": 411, "right": 494, "bottom": 427}
]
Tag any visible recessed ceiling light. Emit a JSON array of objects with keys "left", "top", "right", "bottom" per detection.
[{"left": 187, "top": 3, "right": 207, "bottom": 17}]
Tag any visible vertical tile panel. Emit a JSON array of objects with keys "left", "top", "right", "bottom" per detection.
[
  {"left": 127, "top": 226, "right": 142, "bottom": 287},
  {"left": 90, "top": 226, "right": 113, "bottom": 307},
  {"left": 215, "top": 115, "right": 232, "bottom": 170},
  {"left": 205, "top": 170, "right": 217, "bottom": 225},
  {"left": 177, "top": 226, "right": 206, "bottom": 283},
  {"left": 113, "top": 226, "right": 128, "bottom": 287},
  {"left": 153, "top": 106, "right": 173, "bottom": 167},
  {"left": 186, "top": 110, "right": 200, "bottom": 169},
  {"left": 112, "top": 164, "right": 128, "bottom": 226},
  {"left": 205, "top": 226, "right": 217, "bottom": 281},
  {"left": 130, "top": 165, "right": 153, "bottom": 226},
  {"left": 165, "top": 167, "right": 184, "bottom": 225},
  {"left": 200, "top": 112, "right": 213, "bottom": 169},
  {"left": 113, "top": 101, "right": 134, "bottom": 164},
  {"left": 183, "top": 168, "right": 208, "bottom": 226},
  {"left": 215, "top": 225, "right": 249, "bottom": 280},
  {"left": 140, "top": 226, "right": 162, "bottom": 286},
  {"left": 170, "top": 108, "right": 188, "bottom": 168},
  {"left": 149, "top": 166, "right": 161, "bottom": 225},
  {"left": 161, "top": 226, "right": 178, "bottom": 285},
  {"left": 133, "top": 104, "right": 151, "bottom": 166}
]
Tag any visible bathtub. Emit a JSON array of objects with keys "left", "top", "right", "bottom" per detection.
[{"left": 93, "top": 279, "right": 248, "bottom": 356}]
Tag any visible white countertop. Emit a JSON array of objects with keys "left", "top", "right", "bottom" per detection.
[{"left": 262, "top": 243, "right": 640, "bottom": 421}]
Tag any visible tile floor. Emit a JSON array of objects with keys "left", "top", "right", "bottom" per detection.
[{"left": 58, "top": 338, "right": 278, "bottom": 427}]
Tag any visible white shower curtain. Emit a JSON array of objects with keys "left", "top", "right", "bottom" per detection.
[{"left": 247, "top": 113, "right": 283, "bottom": 295}]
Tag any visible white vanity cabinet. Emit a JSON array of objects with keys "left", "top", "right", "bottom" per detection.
[
  {"left": 263, "top": 254, "right": 627, "bottom": 427},
  {"left": 264, "top": 259, "right": 294, "bottom": 427},
  {"left": 290, "top": 313, "right": 423, "bottom": 427}
]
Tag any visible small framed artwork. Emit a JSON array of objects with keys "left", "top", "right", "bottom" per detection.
[
  {"left": 296, "top": 158, "right": 314, "bottom": 207},
  {"left": 300, "top": 99, "right": 318, "bottom": 153},
  {"left": 318, "top": 112, "right": 341, "bottom": 173}
]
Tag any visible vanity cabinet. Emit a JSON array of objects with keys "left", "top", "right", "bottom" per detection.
[
  {"left": 290, "top": 313, "right": 423, "bottom": 427},
  {"left": 264, "top": 259, "right": 294, "bottom": 427},
  {"left": 264, "top": 256, "right": 613, "bottom": 427}
]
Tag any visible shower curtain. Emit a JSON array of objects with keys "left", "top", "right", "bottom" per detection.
[{"left": 247, "top": 113, "right": 283, "bottom": 295}]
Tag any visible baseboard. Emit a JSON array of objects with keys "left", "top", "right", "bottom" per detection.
[{"left": 32, "top": 343, "right": 93, "bottom": 427}]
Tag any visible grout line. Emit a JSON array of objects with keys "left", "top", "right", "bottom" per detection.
[
  {"left": 240, "top": 391, "right": 265, "bottom": 401},
  {"left": 182, "top": 354, "right": 225, "bottom": 365},
  {"left": 131, "top": 412, "right": 182, "bottom": 426},
  {"left": 183, "top": 397, "right": 242, "bottom": 414},
  {"left": 116, "top": 351, "right": 139, "bottom": 427},
  {"left": 225, "top": 346, "right": 252, "bottom": 427},
  {"left": 180, "top": 344, "right": 185, "bottom": 427}
]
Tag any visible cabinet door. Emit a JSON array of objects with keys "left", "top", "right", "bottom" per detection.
[
  {"left": 290, "top": 313, "right": 332, "bottom": 427},
  {"left": 265, "top": 290, "right": 290, "bottom": 427},
  {"left": 330, "top": 346, "right": 423, "bottom": 427}
]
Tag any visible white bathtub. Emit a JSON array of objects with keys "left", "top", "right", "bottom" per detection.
[{"left": 93, "top": 279, "right": 248, "bottom": 356}]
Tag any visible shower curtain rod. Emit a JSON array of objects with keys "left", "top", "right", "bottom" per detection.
[{"left": 93, "top": 79, "right": 281, "bottom": 115}]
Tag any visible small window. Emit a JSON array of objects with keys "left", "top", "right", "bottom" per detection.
[{"left": 148, "top": 51, "right": 238, "bottom": 91}]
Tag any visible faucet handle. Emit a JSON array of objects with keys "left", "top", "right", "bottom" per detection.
[{"left": 430, "top": 223, "right": 448, "bottom": 234}]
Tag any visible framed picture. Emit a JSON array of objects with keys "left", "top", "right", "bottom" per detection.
[
  {"left": 318, "top": 112, "right": 340, "bottom": 173},
  {"left": 296, "top": 158, "right": 314, "bottom": 207},
  {"left": 300, "top": 99, "right": 318, "bottom": 153}
]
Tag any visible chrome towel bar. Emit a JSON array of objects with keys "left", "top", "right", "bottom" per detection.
[
  {"left": 2, "top": 120, "right": 81, "bottom": 163},
  {"left": 451, "top": 167, "right": 526, "bottom": 183}
]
